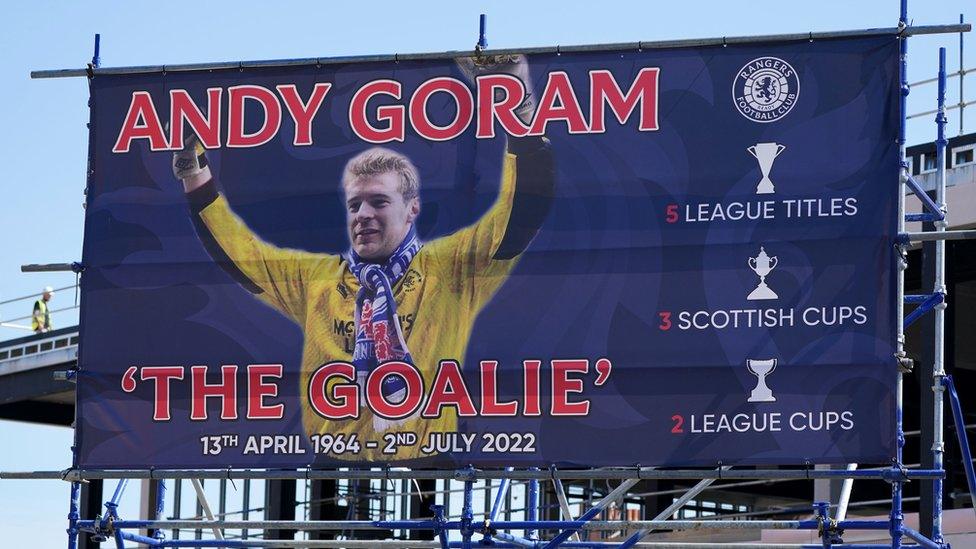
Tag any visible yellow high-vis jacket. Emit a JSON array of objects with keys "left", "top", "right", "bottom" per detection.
[{"left": 32, "top": 299, "right": 51, "bottom": 332}]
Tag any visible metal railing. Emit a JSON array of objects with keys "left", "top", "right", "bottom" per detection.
[
  {"left": 0, "top": 283, "right": 79, "bottom": 332},
  {"left": 0, "top": 327, "right": 79, "bottom": 363}
]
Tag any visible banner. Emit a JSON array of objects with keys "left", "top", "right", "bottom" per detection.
[{"left": 78, "top": 35, "right": 898, "bottom": 469}]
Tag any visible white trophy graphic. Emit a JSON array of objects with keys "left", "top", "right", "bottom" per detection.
[
  {"left": 746, "top": 358, "right": 778, "bottom": 403},
  {"left": 747, "top": 246, "right": 779, "bottom": 300},
  {"left": 746, "top": 142, "right": 786, "bottom": 194}
]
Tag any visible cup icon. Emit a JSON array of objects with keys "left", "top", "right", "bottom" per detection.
[
  {"left": 747, "top": 246, "right": 778, "bottom": 300},
  {"left": 746, "top": 358, "right": 777, "bottom": 403},
  {"left": 747, "top": 142, "right": 786, "bottom": 195}
]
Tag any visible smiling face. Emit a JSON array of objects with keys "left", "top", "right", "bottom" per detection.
[{"left": 345, "top": 171, "right": 420, "bottom": 263}]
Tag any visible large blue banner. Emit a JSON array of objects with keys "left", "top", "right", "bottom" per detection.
[{"left": 78, "top": 35, "right": 897, "bottom": 469}]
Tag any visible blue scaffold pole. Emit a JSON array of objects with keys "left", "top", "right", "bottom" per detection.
[
  {"left": 102, "top": 498, "right": 126, "bottom": 549},
  {"left": 90, "top": 478, "right": 130, "bottom": 547},
  {"left": 892, "top": 1, "right": 909, "bottom": 549},
  {"left": 432, "top": 504, "right": 449, "bottom": 549},
  {"left": 489, "top": 469, "right": 513, "bottom": 522},
  {"left": 903, "top": 292, "right": 946, "bottom": 328},
  {"left": 91, "top": 34, "right": 101, "bottom": 68},
  {"left": 903, "top": 173, "right": 947, "bottom": 222},
  {"left": 484, "top": 466, "right": 515, "bottom": 544},
  {"left": 461, "top": 474, "right": 475, "bottom": 549},
  {"left": 67, "top": 480, "right": 81, "bottom": 549},
  {"left": 154, "top": 479, "right": 167, "bottom": 541},
  {"left": 527, "top": 467, "right": 540, "bottom": 541},
  {"left": 478, "top": 14, "right": 488, "bottom": 51},
  {"left": 66, "top": 30, "right": 101, "bottom": 549},
  {"left": 943, "top": 375, "right": 976, "bottom": 512},
  {"left": 118, "top": 530, "right": 162, "bottom": 546},
  {"left": 903, "top": 526, "right": 945, "bottom": 549},
  {"left": 108, "top": 478, "right": 129, "bottom": 507},
  {"left": 814, "top": 502, "right": 832, "bottom": 548}
]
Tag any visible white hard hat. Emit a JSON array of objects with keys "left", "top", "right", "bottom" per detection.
[{"left": 43, "top": 286, "right": 55, "bottom": 296}]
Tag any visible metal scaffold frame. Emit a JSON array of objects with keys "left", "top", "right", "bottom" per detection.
[{"left": 3, "top": 3, "right": 975, "bottom": 548}]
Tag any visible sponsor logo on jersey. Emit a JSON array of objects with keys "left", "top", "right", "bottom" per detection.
[{"left": 402, "top": 269, "right": 422, "bottom": 292}]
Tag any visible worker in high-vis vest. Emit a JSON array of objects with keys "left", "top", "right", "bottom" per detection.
[{"left": 32, "top": 286, "right": 54, "bottom": 333}]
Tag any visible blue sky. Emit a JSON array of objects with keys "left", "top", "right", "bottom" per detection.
[{"left": 0, "top": 1, "right": 971, "bottom": 546}]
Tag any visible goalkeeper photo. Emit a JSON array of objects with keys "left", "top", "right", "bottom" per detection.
[{"left": 172, "top": 54, "right": 555, "bottom": 461}]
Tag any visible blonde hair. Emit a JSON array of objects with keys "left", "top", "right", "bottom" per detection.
[{"left": 342, "top": 147, "right": 420, "bottom": 200}]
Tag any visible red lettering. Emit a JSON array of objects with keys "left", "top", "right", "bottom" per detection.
[
  {"left": 247, "top": 364, "right": 284, "bottom": 419},
  {"left": 594, "top": 358, "right": 612, "bottom": 386},
  {"left": 422, "top": 361, "right": 477, "bottom": 417},
  {"left": 409, "top": 77, "right": 473, "bottom": 141},
  {"left": 140, "top": 366, "right": 185, "bottom": 421},
  {"left": 529, "top": 72, "right": 589, "bottom": 136},
  {"left": 665, "top": 204, "right": 679, "bottom": 223},
  {"left": 308, "top": 362, "right": 359, "bottom": 419},
  {"left": 523, "top": 359, "right": 542, "bottom": 416},
  {"left": 349, "top": 80, "right": 404, "bottom": 143},
  {"left": 121, "top": 366, "right": 137, "bottom": 392},
  {"left": 551, "top": 359, "right": 590, "bottom": 416},
  {"left": 367, "top": 361, "right": 423, "bottom": 419},
  {"left": 190, "top": 365, "right": 238, "bottom": 420},
  {"left": 276, "top": 83, "right": 332, "bottom": 146},
  {"left": 476, "top": 75, "right": 530, "bottom": 138},
  {"left": 479, "top": 360, "right": 518, "bottom": 416},
  {"left": 112, "top": 92, "right": 168, "bottom": 153},
  {"left": 227, "top": 85, "right": 282, "bottom": 148},
  {"left": 169, "top": 88, "right": 222, "bottom": 149},
  {"left": 659, "top": 311, "right": 672, "bottom": 331},
  {"left": 589, "top": 68, "right": 660, "bottom": 132}
]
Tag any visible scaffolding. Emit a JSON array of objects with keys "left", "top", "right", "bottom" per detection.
[{"left": 3, "top": 2, "right": 976, "bottom": 548}]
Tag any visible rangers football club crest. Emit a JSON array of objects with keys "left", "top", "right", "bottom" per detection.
[{"left": 732, "top": 57, "right": 800, "bottom": 123}]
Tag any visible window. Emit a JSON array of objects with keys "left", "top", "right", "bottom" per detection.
[
  {"left": 922, "top": 153, "right": 938, "bottom": 173},
  {"left": 953, "top": 145, "right": 975, "bottom": 167},
  {"left": 672, "top": 497, "right": 751, "bottom": 519},
  {"left": 906, "top": 156, "right": 915, "bottom": 175}
]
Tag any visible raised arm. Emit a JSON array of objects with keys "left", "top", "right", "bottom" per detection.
[
  {"left": 173, "top": 136, "right": 322, "bottom": 325},
  {"left": 494, "top": 134, "right": 555, "bottom": 259},
  {"left": 453, "top": 53, "right": 555, "bottom": 263}
]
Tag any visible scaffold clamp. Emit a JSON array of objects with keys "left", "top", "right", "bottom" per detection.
[{"left": 431, "top": 504, "right": 449, "bottom": 549}]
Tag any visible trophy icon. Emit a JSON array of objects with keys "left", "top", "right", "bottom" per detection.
[
  {"left": 746, "top": 358, "right": 778, "bottom": 403},
  {"left": 747, "top": 246, "right": 779, "bottom": 300},
  {"left": 746, "top": 142, "right": 786, "bottom": 194}
]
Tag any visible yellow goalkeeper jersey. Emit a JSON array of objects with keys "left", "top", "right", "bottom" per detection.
[{"left": 195, "top": 153, "right": 519, "bottom": 462}]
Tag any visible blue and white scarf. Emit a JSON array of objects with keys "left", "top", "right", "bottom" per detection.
[{"left": 347, "top": 225, "right": 422, "bottom": 410}]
